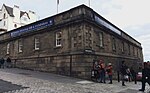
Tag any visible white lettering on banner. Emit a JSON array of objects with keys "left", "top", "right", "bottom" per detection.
[{"left": 11, "top": 19, "right": 54, "bottom": 37}]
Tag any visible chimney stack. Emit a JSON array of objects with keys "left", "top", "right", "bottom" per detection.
[{"left": 14, "top": 5, "right": 19, "bottom": 8}]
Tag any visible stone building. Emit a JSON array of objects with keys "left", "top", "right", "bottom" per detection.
[{"left": 0, "top": 5, "right": 143, "bottom": 79}]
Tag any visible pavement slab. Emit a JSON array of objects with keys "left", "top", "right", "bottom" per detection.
[{"left": 0, "top": 79, "right": 28, "bottom": 93}]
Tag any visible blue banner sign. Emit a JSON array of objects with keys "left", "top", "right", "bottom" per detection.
[{"left": 11, "top": 19, "right": 54, "bottom": 37}]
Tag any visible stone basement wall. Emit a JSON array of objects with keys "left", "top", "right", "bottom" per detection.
[{"left": 11, "top": 54, "right": 138, "bottom": 80}]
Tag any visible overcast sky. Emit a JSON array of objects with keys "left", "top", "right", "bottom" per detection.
[{"left": 1, "top": 0, "right": 150, "bottom": 61}]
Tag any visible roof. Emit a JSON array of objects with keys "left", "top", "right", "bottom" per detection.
[
  {"left": 3, "top": 4, "right": 29, "bottom": 18},
  {"left": 20, "top": 11, "right": 25, "bottom": 17},
  {"left": 3, "top": 4, "right": 14, "bottom": 17},
  {"left": 1, "top": 4, "right": 141, "bottom": 47},
  {"left": 20, "top": 11, "right": 30, "bottom": 19}
]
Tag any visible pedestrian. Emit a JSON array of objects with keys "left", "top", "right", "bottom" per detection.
[
  {"left": 106, "top": 63, "right": 113, "bottom": 84},
  {"left": 130, "top": 66, "right": 137, "bottom": 84},
  {"left": 0, "top": 57, "right": 5, "bottom": 69},
  {"left": 91, "top": 60, "right": 99, "bottom": 82},
  {"left": 97, "top": 61, "right": 102, "bottom": 82},
  {"left": 126, "top": 68, "right": 131, "bottom": 82},
  {"left": 6, "top": 57, "right": 12, "bottom": 68},
  {"left": 139, "top": 62, "right": 150, "bottom": 92},
  {"left": 120, "top": 60, "right": 128, "bottom": 86},
  {"left": 98, "top": 60, "right": 106, "bottom": 83}
]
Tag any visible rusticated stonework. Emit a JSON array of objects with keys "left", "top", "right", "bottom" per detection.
[{"left": 0, "top": 5, "right": 143, "bottom": 79}]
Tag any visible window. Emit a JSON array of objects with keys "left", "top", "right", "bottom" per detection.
[
  {"left": 112, "top": 37, "right": 116, "bottom": 51},
  {"left": 4, "top": 21, "right": 5, "bottom": 26},
  {"left": 133, "top": 46, "right": 135, "bottom": 56},
  {"left": 3, "top": 13, "right": 6, "bottom": 19},
  {"left": 6, "top": 43, "right": 10, "bottom": 54},
  {"left": 79, "top": 9, "right": 82, "bottom": 14},
  {"left": 18, "top": 40, "right": 23, "bottom": 53},
  {"left": 34, "top": 38, "right": 40, "bottom": 50},
  {"left": 23, "top": 17, "right": 28, "bottom": 21},
  {"left": 121, "top": 42, "right": 124, "bottom": 53},
  {"left": 128, "top": 44, "right": 130, "bottom": 55},
  {"left": 137, "top": 48, "right": 139, "bottom": 57},
  {"left": 99, "top": 32, "right": 103, "bottom": 47},
  {"left": 56, "top": 32, "right": 62, "bottom": 47}
]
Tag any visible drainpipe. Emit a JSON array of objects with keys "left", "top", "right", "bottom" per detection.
[{"left": 70, "top": 55, "right": 72, "bottom": 76}]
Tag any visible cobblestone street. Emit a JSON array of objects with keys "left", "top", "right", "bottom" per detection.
[{"left": 0, "top": 68, "right": 149, "bottom": 93}]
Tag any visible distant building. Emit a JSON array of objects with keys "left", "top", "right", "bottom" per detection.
[
  {"left": 0, "top": 4, "right": 38, "bottom": 34},
  {"left": 0, "top": 5, "right": 143, "bottom": 79}
]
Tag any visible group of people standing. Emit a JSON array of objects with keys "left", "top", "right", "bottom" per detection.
[
  {"left": 0, "top": 57, "right": 12, "bottom": 68},
  {"left": 92, "top": 59, "right": 150, "bottom": 92},
  {"left": 92, "top": 60, "right": 113, "bottom": 84}
]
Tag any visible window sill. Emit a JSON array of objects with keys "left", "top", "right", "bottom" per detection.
[
  {"left": 96, "top": 45, "right": 104, "bottom": 49},
  {"left": 33, "top": 49, "right": 40, "bottom": 52},
  {"left": 54, "top": 45, "right": 62, "bottom": 49},
  {"left": 112, "top": 50, "right": 116, "bottom": 52},
  {"left": 18, "top": 52, "right": 23, "bottom": 54}
]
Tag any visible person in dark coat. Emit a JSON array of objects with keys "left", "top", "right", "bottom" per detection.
[
  {"left": 130, "top": 66, "right": 137, "bottom": 84},
  {"left": 120, "top": 61, "right": 128, "bottom": 86},
  {"left": 6, "top": 57, "right": 12, "bottom": 68},
  {"left": 139, "top": 62, "right": 150, "bottom": 92},
  {"left": 0, "top": 58, "right": 5, "bottom": 69}
]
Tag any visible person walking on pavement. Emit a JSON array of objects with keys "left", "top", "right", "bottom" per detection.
[
  {"left": 130, "top": 66, "right": 137, "bottom": 84},
  {"left": 106, "top": 63, "right": 113, "bottom": 84},
  {"left": 126, "top": 68, "right": 131, "bottom": 82},
  {"left": 0, "top": 57, "right": 5, "bottom": 69},
  {"left": 139, "top": 62, "right": 150, "bottom": 92},
  {"left": 120, "top": 60, "right": 128, "bottom": 86},
  {"left": 6, "top": 57, "right": 12, "bottom": 68}
]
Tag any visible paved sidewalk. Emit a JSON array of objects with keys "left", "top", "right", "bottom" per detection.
[{"left": 0, "top": 68, "right": 149, "bottom": 93}]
